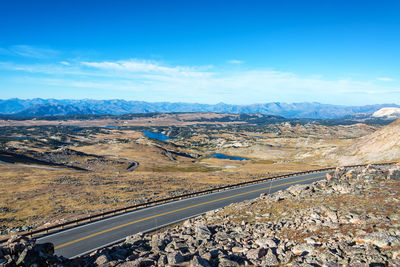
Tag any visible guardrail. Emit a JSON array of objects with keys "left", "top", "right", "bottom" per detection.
[{"left": 0, "top": 161, "right": 396, "bottom": 244}]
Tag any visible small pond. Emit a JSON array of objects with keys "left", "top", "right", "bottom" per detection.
[
  {"left": 207, "top": 153, "right": 248, "bottom": 161},
  {"left": 142, "top": 131, "right": 170, "bottom": 141}
]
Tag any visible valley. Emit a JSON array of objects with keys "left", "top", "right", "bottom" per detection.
[{"left": 0, "top": 112, "right": 399, "bottom": 239}]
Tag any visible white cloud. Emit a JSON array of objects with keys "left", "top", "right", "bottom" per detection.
[
  {"left": 59, "top": 61, "right": 70, "bottom": 66},
  {"left": 81, "top": 59, "right": 212, "bottom": 78},
  {"left": 2, "top": 58, "right": 400, "bottom": 105},
  {"left": 9, "top": 45, "right": 58, "bottom": 58},
  {"left": 227, "top": 59, "right": 243, "bottom": 64},
  {"left": 377, "top": 77, "right": 395, "bottom": 82}
]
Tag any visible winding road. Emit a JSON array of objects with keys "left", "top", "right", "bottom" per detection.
[{"left": 37, "top": 170, "right": 329, "bottom": 258}]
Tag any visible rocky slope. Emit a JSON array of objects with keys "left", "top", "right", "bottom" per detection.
[
  {"left": 329, "top": 119, "right": 400, "bottom": 165},
  {"left": 372, "top": 107, "right": 400, "bottom": 119},
  {"left": 1, "top": 164, "right": 399, "bottom": 266}
]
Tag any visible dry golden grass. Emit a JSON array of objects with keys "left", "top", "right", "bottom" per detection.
[
  {"left": 0, "top": 113, "right": 246, "bottom": 127},
  {"left": 0, "top": 163, "right": 284, "bottom": 233},
  {"left": 0, "top": 120, "right": 384, "bottom": 236}
]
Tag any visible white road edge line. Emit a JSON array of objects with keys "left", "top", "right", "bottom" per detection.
[
  {"left": 69, "top": 213, "right": 207, "bottom": 259},
  {"left": 38, "top": 171, "right": 328, "bottom": 241}
]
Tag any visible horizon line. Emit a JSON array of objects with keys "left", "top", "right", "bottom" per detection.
[{"left": 1, "top": 98, "right": 399, "bottom": 107}]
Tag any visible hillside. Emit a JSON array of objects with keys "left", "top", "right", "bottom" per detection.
[
  {"left": 372, "top": 107, "right": 400, "bottom": 119},
  {"left": 1, "top": 98, "right": 400, "bottom": 119},
  {"left": 329, "top": 119, "right": 400, "bottom": 165},
  {"left": 13, "top": 103, "right": 98, "bottom": 116},
  {"left": 2, "top": 165, "right": 399, "bottom": 266}
]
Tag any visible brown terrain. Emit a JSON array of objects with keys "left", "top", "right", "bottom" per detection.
[
  {"left": 328, "top": 119, "right": 400, "bottom": 165},
  {"left": 0, "top": 113, "right": 399, "bottom": 239},
  {"left": 1, "top": 165, "right": 399, "bottom": 266}
]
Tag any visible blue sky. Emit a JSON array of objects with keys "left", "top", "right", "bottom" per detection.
[{"left": 0, "top": 0, "right": 399, "bottom": 105}]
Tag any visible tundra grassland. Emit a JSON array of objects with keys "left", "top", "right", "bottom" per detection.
[{"left": 0, "top": 113, "right": 386, "bottom": 236}]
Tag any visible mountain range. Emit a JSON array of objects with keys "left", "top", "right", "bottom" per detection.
[{"left": 1, "top": 98, "right": 399, "bottom": 119}]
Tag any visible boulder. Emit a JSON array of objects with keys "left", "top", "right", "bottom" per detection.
[
  {"left": 246, "top": 247, "right": 267, "bottom": 260},
  {"left": 387, "top": 167, "right": 400, "bottom": 181},
  {"left": 218, "top": 257, "right": 239, "bottom": 267},
  {"left": 190, "top": 255, "right": 211, "bottom": 267},
  {"left": 354, "top": 232, "right": 400, "bottom": 248},
  {"left": 125, "top": 232, "right": 144, "bottom": 245},
  {"left": 255, "top": 238, "right": 277, "bottom": 248},
  {"left": 262, "top": 249, "right": 279, "bottom": 266},
  {"left": 287, "top": 184, "right": 309, "bottom": 196},
  {"left": 95, "top": 254, "right": 111, "bottom": 265},
  {"left": 195, "top": 224, "right": 212, "bottom": 239},
  {"left": 167, "top": 252, "right": 185, "bottom": 265},
  {"left": 292, "top": 243, "right": 315, "bottom": 256}
]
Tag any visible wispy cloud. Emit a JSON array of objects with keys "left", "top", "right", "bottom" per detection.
[
  {"left": 227, "top": 59, "right": 243, "bottom": 64},
  {"left": 1, "top": 58, "right": 400, "bottom": 104},
  {"left": 377, "top": 77, "right": 395, "bottom": 82},
  {"left": 0, "top": 45, "right": 58, "bottom": 58},
  {"left": 81, "top": 59, "right": 212, "bottom": 77}
]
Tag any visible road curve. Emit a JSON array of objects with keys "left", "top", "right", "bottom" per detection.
[{"left": 38, "top": 171, "right": 329, "bottom": 258}]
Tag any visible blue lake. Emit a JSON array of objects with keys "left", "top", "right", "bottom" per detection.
[
  {"left": 104, "top": 126, "right": 117, "bottom": 129},
  {"left": 207, "top": 153, "right": 248, "bottom": 161},
  {"left": 142, "top": 131, "right": 170, "bottom": 141}
]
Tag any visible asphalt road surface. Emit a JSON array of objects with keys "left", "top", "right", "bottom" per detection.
[{"left": 38, "top": 170, "right": 329, "bottom": 258}]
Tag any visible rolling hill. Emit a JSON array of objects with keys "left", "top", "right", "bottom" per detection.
[{"left": 329, "top": 118, "right": 400, "bottom": 165}]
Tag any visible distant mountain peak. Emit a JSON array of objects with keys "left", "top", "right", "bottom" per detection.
[
  {"left": 372, "top": 107, "right": 400, "bottom": 119},
  {"left": 0, "top": 98, "right": 399, "bottom": 119},
  {"left": 13, "top": 103, "right": 97, "bottom": 116}
]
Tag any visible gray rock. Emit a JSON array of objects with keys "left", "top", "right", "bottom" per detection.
[
  {"left": 354, "top": 232, "right": 400, "bottom": 248},
  {"left": 231, "top": 246, "right": 246, "bottom": 253},
  {"left": 167, "top": 252, "right": 185, "bottom": 265},
  {"left": 157, "top": 254, "right": 167, "bottom": 266},
  {"left": 388, "top": 259, "right": 400, "bottom": 267},
  {"left": 287, "top": 184, "right": 309, "bottom": 196},
  {"left": 246, "top": 247, "right": 267, "bottom": 260},
  {"left": 292, "top": 243, "right": 315, "bottom": 256},
  {"left": 95, "top": 254, "right": 111, "bottom": 265},
  {"left": 15, "top": 248, "right": 28, "bottom": 265},
  {"left": 255, "top": 238, "right": 277, "bottom": 248},
  {"left": 195, "top": 224, "right": 212, "bottom": 239},
  {"left": 262, "top": 249, "right": 279, "bottom": 266},
  {"left": 125, "top": 232, "right": 145, "bottom": 246},
  {"left": 190, "top": 255, "right": 211, "bottom": 267},
  {"left": 117, "top": 261, "right": 138, "bottom": 267},
  {"left": 218, "top": 257, "right": 239, "bottom": 267},
  {"left": 387, "top": 168, "right": 400, "bottom": 180},
  {"left": 124, "top": 258, "right": 156, "bottom": 267}
]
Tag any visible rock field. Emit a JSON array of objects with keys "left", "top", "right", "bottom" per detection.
[{"left": 1, "top": 164, "right": 400, "bottom": 266}]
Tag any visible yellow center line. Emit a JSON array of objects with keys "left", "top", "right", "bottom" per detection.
[{"left": 55, "top": 174, "right": 325, "bottom": 249}]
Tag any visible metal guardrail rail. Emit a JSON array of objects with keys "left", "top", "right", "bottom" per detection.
[{"left": 0, "top": 162, "right": 396, "bottom": 243}]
